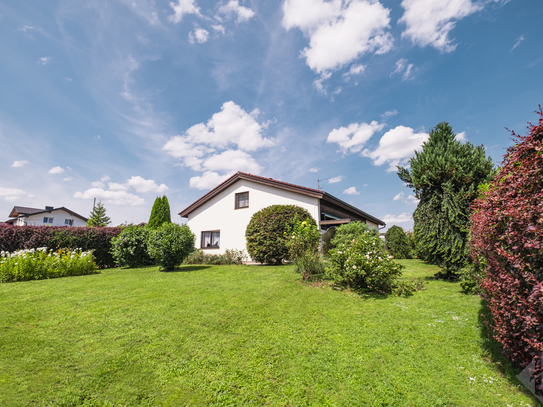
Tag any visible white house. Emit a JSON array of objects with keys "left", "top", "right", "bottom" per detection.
[
  {"left": 179, "top": 172, "right": 385, "bottom": 257},
  {"left": 6, "top": 206, "right": 88, "bottom": 227}
]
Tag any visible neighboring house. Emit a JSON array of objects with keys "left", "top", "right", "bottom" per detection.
[
  {"left": 179, "top": 172, "right": 385, "bottom": 256},
  {"left": 6, "top": 206, "right": 88, "bottom": 227}
]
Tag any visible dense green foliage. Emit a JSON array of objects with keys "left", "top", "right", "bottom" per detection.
[
  {"left": 385, "top": 225, "right": 412, "bottom": 259},
  {"left": 471, "top": 108, "right": 543, "bottom": 373},
  {"left": 148, "top": 196, "right": 172, "bottom": 228},
  {"left": 397, "top": 122, "right": 494, "bottom": 276},
  {"left": 285, "top": 219, "right": 324, "bottom": 279},
  {"left": 86, "top": 201, "right": 111, "bottom": 227},
  {"left": 0, "top": 261, "right": 536, "bottom": 405},
  {"left": 147, "top": 223, "right": 195, "bottom": 270},
  {"left": 185, "top": 248, "right": 247, "bottom": 265},
  {"left": 0, "top": 225, "right": 121, "bottom": 269},
  {"left": 245, "top": 205, "right": 315, "bottom": 265},
  {"left": 330, "top": 221, "right": 383, "bottom": 251},
  {"left": 110, "top": 226, "right": 152, "bottom": 268},
  {"left": 0, "top": 248, "right": 96, "bottom": 282},
  {"left": 326, "top": 230, "right": 404, "bottom": 293}
]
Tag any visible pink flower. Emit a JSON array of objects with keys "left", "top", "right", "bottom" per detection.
[{"left": 353, "top": 265, "right": 357, "bottom": 269}]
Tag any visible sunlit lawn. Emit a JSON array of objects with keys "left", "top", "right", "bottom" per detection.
[{"left": 0, "top": 260, "right": 538, "bottom": 406}]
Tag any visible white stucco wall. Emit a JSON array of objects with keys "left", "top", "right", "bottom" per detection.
[
  {"left": 186, "top": 179, "right": 320, "bottom": 257},
  {"left": 19, "top": 210, "right": 87, "bottom": 227}
]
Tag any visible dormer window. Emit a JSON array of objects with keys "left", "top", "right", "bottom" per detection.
[{"left": 235, "top": 192, "right": 249, "bottom": 209}]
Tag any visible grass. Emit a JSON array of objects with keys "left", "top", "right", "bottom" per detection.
[{"left": 0, "top": 260, "right": 538, "bottom": 406}]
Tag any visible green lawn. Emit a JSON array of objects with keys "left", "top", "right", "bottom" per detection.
[{"left": 0, "top": 260, "right": 538, "bottom": 406}]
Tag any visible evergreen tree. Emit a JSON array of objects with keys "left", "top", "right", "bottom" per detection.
[
  {"left": 385, "top": 225, "right": 412, "bottom": 259},
  {"left": 86, "top": 201, "right": 111, "bottom": 227},
  {"left": 148, "top": 195, "right": 172, "bottom": 228},
  {"left": 397, "top": 122, "right": 493, "bottom": 278}
]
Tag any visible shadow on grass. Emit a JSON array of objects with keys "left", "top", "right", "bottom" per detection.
[
  {"left": 163, "top": 265, "right": 212, "bottom": 273},
  {"left": 477, "top": 298, "right": 540, "bottom": 403}
]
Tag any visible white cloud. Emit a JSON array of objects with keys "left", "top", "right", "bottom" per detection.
[
  {"left": 108, "top": 182, "right": 128, "bottom": 191},
  {"left": 218, "top": 0, "right": 255, "bottom": 23},
  {"left": 63, "top": 177, "right": 72, "bottom": 182},
  {"left": 310, "top": 167, "right": 319, "bottom": 173},
  {"left": 126, "top": 176, "right": 169, "bottom": 193},
  {"left": 391, "top": 58, "right": 414, "bottom": 80},
  {"left": 202, "top": 150, "right": 262, "bottom": 174},
  {"left": 313, "top": 72, "right": 332, "bottom": 94},
  {"left": 212, "top": 24, "right": 226, "bottom": 34},
  {"left": 101, "top": 175, "right": 111, "bottom": 182},
  {"left": 362, "top": 125, "right": 428, "bottom": 172},
  {"left": 73, "top": 188, "right": 145, "bottom": 206},
  {"left": 185, "top": 101, "right": 274, "bottom": 151},
  {"left": 168, "top": 0, "right": 201, "bottom": 23},
  {"left": 94, "top": 135, "right": 101, "bottom": 140},
  {"left": 37, "top": 56, "right": 52, "bottom": 65},
  {"left": 189, "top": 171, "right": 230, "bottom": 190},
  {"left": 381, "top": 110, "right": 398, "bottom": 119},
  {"left": 328, "top": 175, "right": 344, "bottom": 184},
  {"left": 399, "top": 0, "right": 482, "bottom": 52},
  {"left": 0, "top": 187, "right": 27, "bottom": 202},
  {"left": 189, "top": 27, "right": 209, "bottom": 44},
  {"left": 283, "top": 0, "right": 393, "bottom": 73},
  {"left": 12, "top": 160, "right": 29, "bottom": 168},
  {"left": 382, "top": 212, "right": 413, "bottom": 224},
  {"left": 393, "top": 191, "right": 419, "bottom": 204},
  {"left": 343, "top": 186, "right": 359, "bottom": 195},
  {"left": 456, "top": 131, "right": 467, "bottom": 142},
  {"left": 48, "top": 166, "right": 65, "bottom": 174},
  {"left": 344, "top": 63, "right": 366, "bottom": 77},
  {"left": 510, "top": 35, "right": 525, "bottom": 52},
  {"left": 92, "top": 181, "right": 105, "bottom": 188},
  {"left": 327, "top": 121, "right": 386, "bottom": 153}
]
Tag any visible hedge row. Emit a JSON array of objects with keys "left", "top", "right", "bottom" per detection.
[{"left": 0, "top": 225, "right": 122, "bottom": 269}]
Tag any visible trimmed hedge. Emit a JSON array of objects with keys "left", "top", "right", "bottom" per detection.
[
  {"left": 0, "top": 225, "right": 121, "bottom": 269},
  {"left": 471, "top": 107, "right": 543, "bottom": 373}
]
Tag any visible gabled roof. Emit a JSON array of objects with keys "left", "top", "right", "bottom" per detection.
[
  {"left": 8, "top": 206, "right": 88, "bottom": 222},
  {"left": 179, "top": 172, "right": 385, "bottom": 226}
]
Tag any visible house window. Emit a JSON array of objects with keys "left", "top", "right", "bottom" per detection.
[
  {"left": 202, "top": 231, "right": 220, "bottom": 249},
  {"left": 43, "top": 217, "right": 54, "bottom": 224},
  {"left": 65, "top": 219, "right": 73, "bottom": 226},
  {"left": 235, "top": 192, "right": 249, "bottom": 209}
]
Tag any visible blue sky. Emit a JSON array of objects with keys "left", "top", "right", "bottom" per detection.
[{"left": 1, "top": 0, "right": 541, "bottom": 228}]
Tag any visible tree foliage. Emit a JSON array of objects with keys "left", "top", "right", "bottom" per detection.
[
  {"left": 148, "top": 196, "right": 172, "bottom": 228},
  {"left": 86, "top": 201, "right": 111, "bottom": 227},
  {"left": 385, "top": 225, "right": 412, "bottom": 259},
  {"left": 147, "top": 223, "right": 195, "bottom": 271},
  {"left": 471, "top": 107, "right": 543, "bottom": 373},
  {"left": 330, "top": 221, "right": 382, "bottom": 251},
  {"left": 110, "top": 225, "right": 152, "bottom": 268},
  {"left": 397, "top": 122, "right": 494, "bottom": 276},
  {"left": 245, "top": 205, "right": 315, "bottom": 265}
]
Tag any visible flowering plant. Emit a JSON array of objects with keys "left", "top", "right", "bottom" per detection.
[
  {"left": 285, "top": 218, "right": 324, "bottom": 279},
  {"left": 326, "top": 234, "right": 404, "bottom": 293}
]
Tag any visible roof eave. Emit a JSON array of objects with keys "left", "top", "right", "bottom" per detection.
[{"left": 321, "top": 192, "right": 386, "bottom": 226}]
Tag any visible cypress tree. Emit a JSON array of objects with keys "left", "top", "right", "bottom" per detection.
[
  {"left": 148, "top": 196, "right": 172, "bottom": 228},
  {"left": 385, "top": 226, "right": 412, "bottom": 259},
  {"left": 397, "top": 122, "right": 494, "bottom": 278}
]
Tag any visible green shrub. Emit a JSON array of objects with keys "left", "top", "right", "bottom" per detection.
[
  {"left": 326, "top": 233, "right": 404, "bottom": 293},
  {"left": 147, "top": 223, "right": 195, "bottom": 271},
  {"left": 285, "top": 219, "right": 323, "bottom": 280},
  {"left": 185, "top": 249, "right": 247, "bottom": 265},
  {"left": 330, "top": 221, "right": 384, "bottom": 252},
  {"left": 110, "top": 226, "right": 152, "bottom": 268},
  {"left": 393, "top": 278, "right": 426, "bottom": 297},
  {"left": 385, "top": 225, "right": 412, "bottom": 259},
  {"left": 0, "top": 248, "right": 97, "bottom": 282},
  {"left": 245, "top": 205, "right": 316, "bottom": 265},
  {"left": 459, "top": 259, "right": 486, "bottom": 295}
]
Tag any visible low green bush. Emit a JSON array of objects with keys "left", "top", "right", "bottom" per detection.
[
  {"left": 285, "top": 219, "right": 324, "bottom": 280},
  {"left": 459, "top": 260, "right": 486, "bottom": 294},
  {"left": 0, "top": 248, "right": 97, "bottom": 282},
  {"left": 393, "top": 277, "right": 426, "bottom": 297},
  {"left": 185, "top": 249, "right": 247, "bottom": 265},
  {"left": 326, "top": 233, "right": 404, "bottom": 293},
  {"left": 110, "top": 225, "right": 152, "bottom": 268},
  {"left": 330, "top": 221, "right": 384, "bottom": 251},
  {"left": 147, "top": 223, "right": 195, "bottom": 271}
]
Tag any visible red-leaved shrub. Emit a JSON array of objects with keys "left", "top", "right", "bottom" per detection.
[
  {"left": 0, "top": 225, "right": 122, "bottom": 269},
  {"left": 471, "top": 107, "right": 543, "bottom": 373}
]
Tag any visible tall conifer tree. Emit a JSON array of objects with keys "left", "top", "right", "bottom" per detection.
[
  {"left": 397, "top": 122, "right": 494, "bottom": 277},
  {"left": 148, "top": 195, "right": 172, "bottom": 228},
  {"left": 86, "top": 201, "right": 111, "bottom": 227}
]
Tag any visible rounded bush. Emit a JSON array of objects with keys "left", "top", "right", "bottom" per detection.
[
  {"left": 110, "top": 225, "right": 152, "bottom": 268},
  {"left": 385, "top": 225, "right": 412, "bottom": 259},
  {"left": 245, "top": 205, "right": 315, "bottom": 265},
  {"left": 330, "top": 221, "right": 384, "bottom": 252},
  {"left": 147, "top": 223, "right": 195, "bottom": 271},
  {"left": 471, "top": 108, "right": 543, "bottom": 370}
]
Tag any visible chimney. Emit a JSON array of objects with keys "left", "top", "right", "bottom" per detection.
[{"left": 45, "top": 206, "right": 54, "bottom": 211}]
